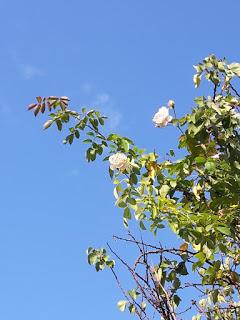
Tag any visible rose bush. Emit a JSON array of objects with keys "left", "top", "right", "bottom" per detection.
[{"left": 28, "top": 54, "right": 240, "bottom": 320}]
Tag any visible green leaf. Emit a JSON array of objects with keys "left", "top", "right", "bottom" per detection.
[
  {"left": 216, "top": 226, "right": 231, "bottom": 236},
  {"left": 229, "top": 62, "right": 240, "bottom": 76},
  {"left": 234, "top": 161, "right": 240, "bottom": 170},
  {"left": 212, "top": 289, "right": 219, "bottom": 304},
  {"left": 106, "top": 260, "right": 115, "bottom": 268},
  {"left": 173, "top": 294, "right": 181, "bottom": 307},
  {"left": 56, "top": 120, "right": 62, "bottom": 131},
  {"left": 127, "top": 197, "right": 136, "bottom": 205},
  {"left": 130, "top": 173, "right": 138, "bottom": 185},
  {"left": 193, "top": 74, "right": 201, "bottom": 88},
  {"left": 139, "top": 221, "right": 146, "bottom": 230},
  {"left": 117, "top": 199, "right": 127, "bottom": 208},
  {"left": 109, "top": 167, "right": 114, "bottom": 179},
  {"left": 88, "top": 252, "right": 97, "bottom": 265},
  {"left": 173, "top": 278, "right": 181, "bottom": 290},
  {"left": 170, "top": 180, "right": 177, "bottom": 188},
  {"left": 176, "top": 262, "right": 188, "bottom": 275},
  {"left": 86, "top": 131, "right": 94, "bottom": 136},
  {"left": 117, "top": 300, "right": 128, "bottom": 312},
  {"left": 99, "top": 117, "right": 104, "bottom": 125},
  {"left": 68, "top": 134, "right": 74, "bottom": 144},
  {"left": 205, "top": 161, "right": 216, "bottom": 172},
  {"left": 124, "top": 207, "right": 131, "bottom": 220},
  {"left": 141, "top": 301, "right": 146, "bottom": 311},
  {"left": 194, "top": 252, "right": 206, "bottom": 263},
  {"left": 113, "top": 187, "right": 119, "bottom": 199},
  {"left": 129, "top": 304, "right": 136, "bottom": 313},
  {"left": 121, "top": 139, "right": 129, "bottom": 152},
  {"left": 83, "top": 139, "right": 92, "bottom": 143},
  {"left": 195, "top": 156, "right": 206, "bottom": 164},
  {"left": 159, "top": 185, "right": 170, "bottom": 198},
  {"left": 128, "top": 289, "right": 139, "bottom": 300},
  {"left": 75, "top": 130, "right": 80, "bottom": 138}
]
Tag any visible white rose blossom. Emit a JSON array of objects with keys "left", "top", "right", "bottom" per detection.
[
  {"left": 152, "top": 106, "right": 173, "bottom": 128},
  {"left": 167, "top": 99, "right": 175, "bottom": 109},
  {"left": 109, "top": 153, "right": 128, "bottom": 171}
]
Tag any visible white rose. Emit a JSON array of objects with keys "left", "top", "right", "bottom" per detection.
[
  {"left": 167, "top": 100, "right": 175, "bottom": 109},
  {"left": 109, "top": 153, "right": 128, "bottom": 171},
  {"left": 152, "top": 106, "right": 173, "bottom": 127}
]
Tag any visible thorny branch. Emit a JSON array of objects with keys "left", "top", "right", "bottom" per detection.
[{"left": 108, "top": 232, "right": 240, "bottom": 320}]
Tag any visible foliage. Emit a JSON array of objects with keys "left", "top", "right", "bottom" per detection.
[{"left": 28, "top": 54, "right": 240, "bottom": 319}]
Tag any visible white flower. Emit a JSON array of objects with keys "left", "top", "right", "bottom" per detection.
[
  {"left": 211, "top": 153, "right": 220, "bottom": 159},
  {"left": 167, "top": 100, "right": 175, "bottom": 109},
  {"left": 199, "top": 299, "right": 207, "bottom": 310},
  {"left": 152, "top": 107, "right": 173, "bottom": 128},
  {"left": 109, "top": 153, "right": 128, "bottom": 171}
]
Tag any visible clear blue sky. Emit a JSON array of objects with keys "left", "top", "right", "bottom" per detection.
[{"left": 1, "top": 1, "right": 240, "bottom": 319}]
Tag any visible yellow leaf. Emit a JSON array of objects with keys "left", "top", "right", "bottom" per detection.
[
  {"left": 180, "top": 243, "right": 188, "bottom": 252},
  {"left": 192, "top": 243, "right": 201, "bottom": 251},
  {"left": 193, "top": 74, "right": 201, "bottom": 88},
  {"left": 146, "top": 161, "right": 158, "bottom": 179}
]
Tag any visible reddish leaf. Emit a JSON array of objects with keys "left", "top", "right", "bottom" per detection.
[
  {"left": 28, "top": 103, "right": 37, "bottom": 110},
  {"left": 36, "top": 96, "right": 42, "bottom": 103},
  {"left": 34, "top": 105, "right": 41, "bottom": 116}
]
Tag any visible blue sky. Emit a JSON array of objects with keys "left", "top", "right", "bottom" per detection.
[{"left": 1, "top": 0, "right": 240, "bottom": 319}]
